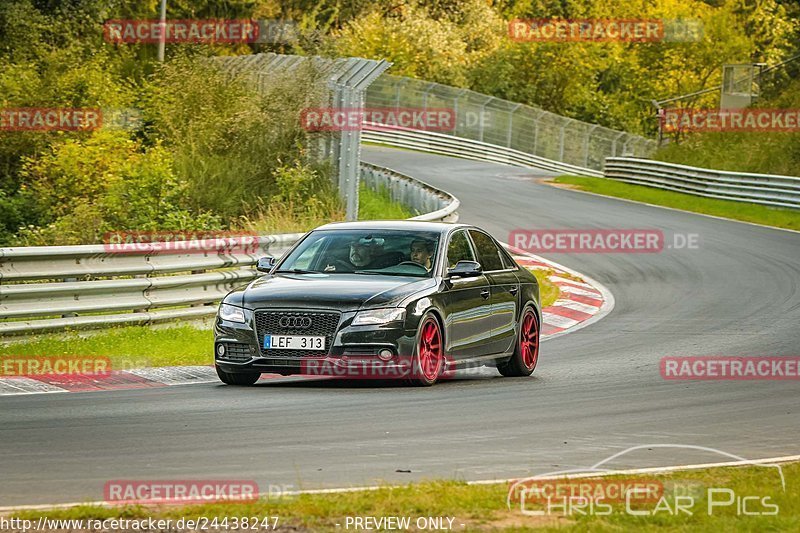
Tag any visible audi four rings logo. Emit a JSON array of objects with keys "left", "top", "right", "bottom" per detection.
[{"left": 279, "top": 316, "right": 312, "bottom": 329}]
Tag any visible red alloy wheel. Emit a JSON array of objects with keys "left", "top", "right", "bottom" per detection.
[
  {"left": 520, "top": 310, "right": 539, "bottom": 370},
  {"left": 417, "top": 317, "right": 443, "bottom": 382}
]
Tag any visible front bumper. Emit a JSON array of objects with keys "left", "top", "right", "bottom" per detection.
[{"left": 214, "top": 309, "right": 417, "bottom": 376}]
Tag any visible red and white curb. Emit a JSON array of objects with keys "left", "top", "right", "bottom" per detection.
[
  {"left": 0, "top": 249, "right": 613, "bottom": 396},
  {"left": 505, "top": 243, "right": 614, "bottom": 340}
]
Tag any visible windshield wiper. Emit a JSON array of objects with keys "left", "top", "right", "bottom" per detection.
[
  {"left": 274, "top": 268, "right": 322, "bottom": 274},
  {"left": 353, "top": 270, "right": 425, "bottom": 277}
]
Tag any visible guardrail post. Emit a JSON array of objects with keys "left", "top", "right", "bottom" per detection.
[
  {"left": 422, "top": 83, "right": 435, "bottom": 114},
  {"left": 530, "top": 111, "right": 543, "bottom": 156},
  {"left": 479, "top": 97, "right": 494, "bottom": 143},
  {"left": 452, "top": 88, "right": 467, "bottom": 137},
  {"left": 584, "top": 125, "right": 598, "bottom": 168},
  {"left": 612, "top": 132, "right": 625, "bottom": 157},
  {"left": 508, "top": 104, "right": 521, "bottom": 148},
  {"left": 621, "top": 137, "right": 632, "bottom": 156}
]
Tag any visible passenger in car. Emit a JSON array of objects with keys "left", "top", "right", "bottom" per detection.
[{"left": 410, "top": 238, "right": 435, "bottom": 271}]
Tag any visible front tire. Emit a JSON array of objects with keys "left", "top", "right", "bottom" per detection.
[
  {"left": 497, "top": 306, "right": 539, "bottom": 377},
  {"left": 409, "top": 314, "right": 444, "bottom": 386},
  {"left": 216, "top": 365, "right": 261, "bottom": 386}
]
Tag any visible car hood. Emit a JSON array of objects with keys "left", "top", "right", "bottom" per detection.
[{"left": 226, "top": 273, "right": 437, "bottom": 311}]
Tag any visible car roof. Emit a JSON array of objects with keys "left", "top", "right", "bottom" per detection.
[{"left": 313, "top": 220, "right": 471, "bottom": 234}]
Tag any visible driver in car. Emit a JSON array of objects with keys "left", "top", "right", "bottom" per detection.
[
  {"left": 347, "top": 236, "right": 401, "bottom": 269},
  {"left": 349, "top": 238, "right": 379, "bottom": 267}
]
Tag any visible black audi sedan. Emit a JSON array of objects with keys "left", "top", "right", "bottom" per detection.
[{"left": 214, "top": 221, "right": 540, "bottom": 386}]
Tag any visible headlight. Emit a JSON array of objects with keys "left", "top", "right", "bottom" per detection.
[
  {"left": 219, "top": 303, "right": 246, "bottom": 323},
  {"left": 352, "top": 308, "right": 406, "bottom": 326}
]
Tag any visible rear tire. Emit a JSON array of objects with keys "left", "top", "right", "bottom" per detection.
[
  {"left": 497, "top": 306, "right": 539, "bottom": 377},
  {"left": 216, "top": 365, "right": 261, "bottom": 386},
  {"left": 409, "top": 313, "right": 444, "bottom": 386}
]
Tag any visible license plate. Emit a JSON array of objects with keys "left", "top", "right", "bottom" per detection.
[{"left": 263, "top": 335, "right": 326, "bottom": 350}]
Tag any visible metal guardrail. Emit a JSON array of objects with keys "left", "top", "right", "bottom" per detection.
[
  {"left": 362, "top": 123, "right": 603, "bottom": 177},
  {"left": 605, "top": 157, "right": 800, "bottom": 210},
  {"left": 0, "top": 164, "right": 459, "bottom": 336},
  {"left": 360, "top": 162, "right": 460, "bottom": 221}
]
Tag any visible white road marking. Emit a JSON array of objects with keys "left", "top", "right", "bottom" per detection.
[
  {"left": 558, "top": 285, "right": 602, "bottom": 298},
  {"left": 550, "top": 275, "right": 595, "bottom": 289},
  {"left": 0, "top": 378, "right": 67, "bottom": 396},
  {"left": 126, "top": 366, "right": 218, "bottom": 386},
  {"left": 552, "top": 299, "right": 601, "bottom": 314},
  {"left": 542, "top": 312, "right": 580, "bottom": 329}
]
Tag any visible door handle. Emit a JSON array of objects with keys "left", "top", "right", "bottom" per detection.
[
  {"left": 509, "top": 286, "right": 519, "bottom": 296},
  {"left": 480, "top": 289, "right": 490, "bottom": 299}
]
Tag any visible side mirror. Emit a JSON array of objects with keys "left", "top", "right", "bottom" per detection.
[
  {"left": 447, "top": 260, "right": 483, "bottom": 278},
  {"left": 256, "top": 256, "right": 276, "bottom": 272}
]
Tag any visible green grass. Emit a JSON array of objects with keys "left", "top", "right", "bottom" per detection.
[
  {"left": 358, "top": 184, "right": 415, "bottom": 219},
  {"left": 532, "top": 269, "right": 559, "bottom": 308},
  {"left": 11, "top": 462, "right": 800, "bottom": 531},
  {"left": 1, "top": 325, "right": 212, "bottom": 369},
  {"left": 553, "top": 176, "right": 800, "bottom": 231}
]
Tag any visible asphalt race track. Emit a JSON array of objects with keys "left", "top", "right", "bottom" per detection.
[{"left": 1, "top": 146, "right": 799, "bottom": 507}]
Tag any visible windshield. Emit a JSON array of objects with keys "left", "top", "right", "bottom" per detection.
[{"left": 276, "top": 229, "right": 441, "bottom": 277}]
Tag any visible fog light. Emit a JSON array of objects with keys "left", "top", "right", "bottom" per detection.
[
  {"left": 378, "top": 349, "right": 393, "bottom": 361},
  {"left": 216, "top": 344, "right": 226, "bottom": 357}
]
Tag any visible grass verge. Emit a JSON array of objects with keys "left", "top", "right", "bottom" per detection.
[
  {"left": 552, "top": 176, "right": 800, "bottom": 231},
  {"left": 10, "top": 462, "right": 799, "bottom": 531},
  {"left": 533, "top": 269, "right": 560, "bottom": 308}
]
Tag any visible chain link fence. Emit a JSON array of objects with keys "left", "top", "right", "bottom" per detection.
[{"left": 366, "top": 75, "right": 656, "bottom": 172}]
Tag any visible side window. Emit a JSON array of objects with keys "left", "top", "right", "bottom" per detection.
[
  {"left": 293, "top": 238, "right": 325, "bottom": 269},
  {"left": 446, "top": 231, "right": 475, "bottom": 268},
  {"left": 499, "top": 246, "right": 519, "bottom": 270},
  {"left": 469, "top": 230, "right": 504, "bottom": 271}
]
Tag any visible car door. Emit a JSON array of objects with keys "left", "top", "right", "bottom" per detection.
[
  {"left": 439, "top": 229, "right": 494, "bottom": 360},
  {"left": 468, "top": 230, "right": 519, "bottom": 355}
]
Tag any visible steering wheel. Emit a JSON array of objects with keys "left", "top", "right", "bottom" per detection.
[
  {"left": 323, "top": 258, "right": 355, "bottom": 272},
  {"left": 397, "top": 261, "right": 429, "bottom": 271}
]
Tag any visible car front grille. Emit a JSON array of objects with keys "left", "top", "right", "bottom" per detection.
[{"left": 255, "top": 310, "right": 341, "bottom": 357}]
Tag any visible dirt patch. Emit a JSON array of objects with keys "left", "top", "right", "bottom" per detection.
[{"left": 540, "top": 178, "right": 583, "bottom": 191}]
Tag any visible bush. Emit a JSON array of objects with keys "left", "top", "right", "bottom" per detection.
[{"left": 15, "top": 130, "right": 223, "bottom": 245}]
